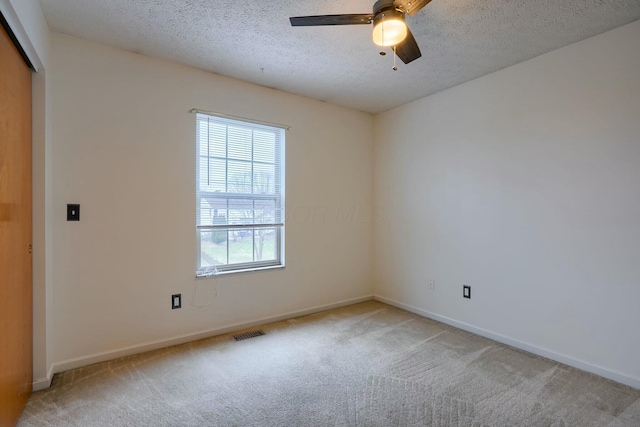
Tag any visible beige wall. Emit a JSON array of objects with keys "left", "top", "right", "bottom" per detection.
[
  {"left": 374, "top": 20, "right": 640, "bottom": 388},
  {"left": 8, "top": 1, "right": 640, "bottom": 391},
  {"left": 50, "top": 33, "right": 374, "bottom": 369}
]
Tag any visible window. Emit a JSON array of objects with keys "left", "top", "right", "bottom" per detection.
[{"left": 196, "top": 112, "right": 285, "bottom": 276}]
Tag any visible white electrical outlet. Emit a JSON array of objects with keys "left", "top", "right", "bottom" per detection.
[{"left": 428, "top": 279, "right": 434, "bottom": 290}]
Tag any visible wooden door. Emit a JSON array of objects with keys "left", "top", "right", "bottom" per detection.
[{"left": 0, "top": 20, "right": 33, "bottom": 427}]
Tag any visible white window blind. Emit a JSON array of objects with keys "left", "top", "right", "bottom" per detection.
[{"left": 196, "top": 112, "right": 285, "bottom": 275}]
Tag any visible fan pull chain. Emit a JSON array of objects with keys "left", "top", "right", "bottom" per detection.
[{"left": 393, "top": 45, "right": 398, "bottom": 71}]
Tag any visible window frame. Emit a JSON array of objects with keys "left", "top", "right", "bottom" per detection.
[{"left": 195, "top": 112, "right": 285, "bottom": 277}]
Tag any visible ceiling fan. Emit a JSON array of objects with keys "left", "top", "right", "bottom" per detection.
[{"left": 290, "top": 0, "right": 432, "bottom": 66}]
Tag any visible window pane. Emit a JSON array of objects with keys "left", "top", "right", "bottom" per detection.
[
  {"left": 227, "top": 160, "right": 252, "bottom": 193},
  {"left": 199, "top": 121, "right": 226, "bottom": 158},
  {"left": 199, "top": 157, "right": 226, "bottom": 192},
  {"left": 253, "top": 164, "right": 275, "bottom": 194},
  {"left": 227, "top": 199, "right": 253, "bottom": 225},
  {"left": 254, "top": 228, "right": 277, "bottom": 262},
  {"left": 253, "top": 130, "right": 275, "bottom": 163},
  {"left": 229, "top": 228, "right": 254, "bottom": 264},
  {"left": 198, "top": 202, "right": 214, "bottom": 227},
  {"left": 254, "top": 199, "right": 276, "bottom": 224},
  {"left": 227, "top": 126, "right": 252, "bottom": 160},
  {"left": 199, "top": 229, "right": 228, "bottom": 267},
  {"left": 199, "top": 197, "right": 227, "bottom": 226}
]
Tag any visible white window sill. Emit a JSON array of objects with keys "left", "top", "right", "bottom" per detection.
[{"left": 196, "top": 264, "right": 285, "bottom": 278}]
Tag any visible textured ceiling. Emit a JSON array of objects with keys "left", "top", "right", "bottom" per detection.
[{"left": 38, "top": 0, "right": 640, "bottom": 114}]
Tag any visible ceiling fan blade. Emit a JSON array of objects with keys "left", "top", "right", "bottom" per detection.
[
  {"left": 290, "top": 14, "right": 373, "bottom": 26},
  {"left": 394, "top": 0, "right": 433, "bottom": 16},
  {"left": 395, "top": 27, "right": 421, "bottom": 64}
]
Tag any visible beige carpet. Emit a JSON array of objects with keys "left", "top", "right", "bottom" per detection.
[{"left": 18, "top": 301, "right": 640, "bottom": 426}]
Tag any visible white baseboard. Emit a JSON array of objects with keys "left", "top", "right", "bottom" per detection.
[
  {"left": 374, "top": 295, "right": 640, "bottom": 390},
  {"left": 32, "top": 364, "right": 54, "bottom": 391},
  {"left": 46, "top": 295, "right": 374, "bottom": 385}
]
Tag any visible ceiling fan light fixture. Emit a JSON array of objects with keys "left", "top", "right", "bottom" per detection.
[{"left": 372, "top": 10, "right": 407, "bottom": 47}]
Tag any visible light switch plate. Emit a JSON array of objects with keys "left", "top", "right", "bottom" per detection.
[
  {"left": 172, "top": 294, "right": 181, "bottom": 309},
  {"left": 67, "top": 204, "right": 80, "bottom": 221},
  {"left": 463, "top": 285, "right": 471, "bottom": 299}
]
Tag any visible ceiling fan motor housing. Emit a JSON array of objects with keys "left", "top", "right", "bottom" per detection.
[
  {"left": 372, "top": 7, "right": 405, "bottom": 26},
  {"left": 372, "top": 1, "right": 407, "bottom": 47},
  {"left": 373, "top": 0, "right": 398, "bottom": 14}
]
